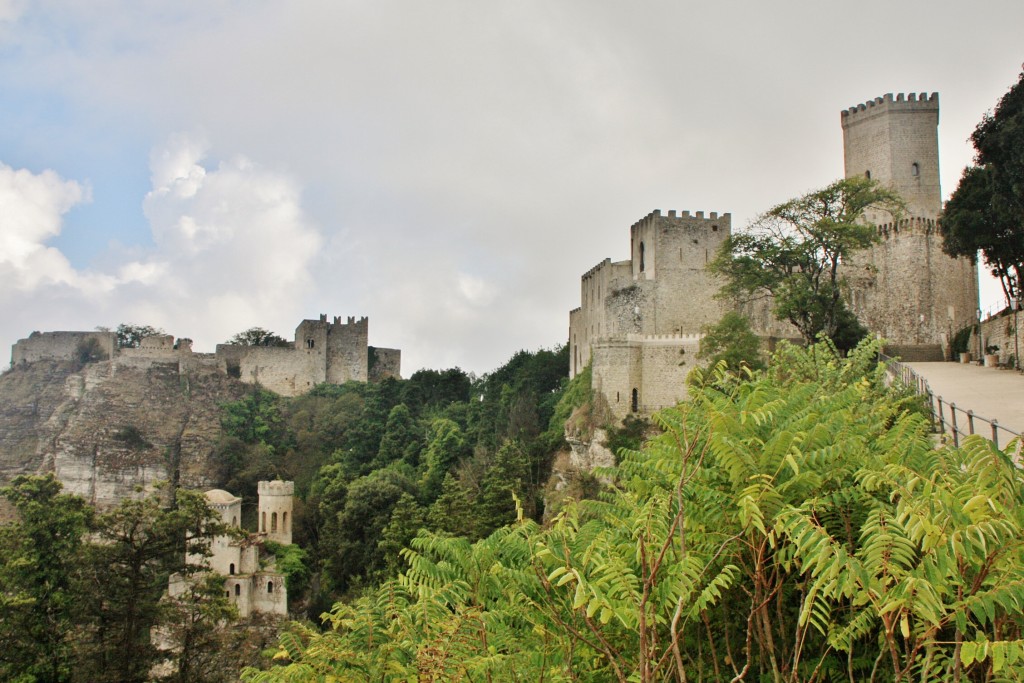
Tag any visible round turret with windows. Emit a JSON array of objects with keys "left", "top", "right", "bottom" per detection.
[{"left": 258, "top": 480, "right": 294, "bottom": 545}]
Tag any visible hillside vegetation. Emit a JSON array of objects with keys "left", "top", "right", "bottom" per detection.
[{"left": 245, "top": 339, "right": 1024, "bottom": 682}]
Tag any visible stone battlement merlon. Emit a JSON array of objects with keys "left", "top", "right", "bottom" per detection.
[
  {"left": 581, "top": 258, "right": 613, "bottom": 281},
  {"left": 631, "top": 210, "right": 730, "bottom": 231},
  {"left": 841, "top": 92, "right": 939, "bottom": 126}
]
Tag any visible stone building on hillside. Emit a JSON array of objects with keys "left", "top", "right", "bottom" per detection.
[
  {"left": 169, "top": 481, "right": 294, "bottom": 618},
  {"left": 10, "top": 314, "right": 401, "bottom": 397},
  {"left": 570, "top": 91, "right": 979, "bottom": 420}
]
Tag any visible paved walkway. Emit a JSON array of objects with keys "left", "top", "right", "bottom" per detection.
[{"left": 906, "top": 362, "right": 1024, "bottom": 443}]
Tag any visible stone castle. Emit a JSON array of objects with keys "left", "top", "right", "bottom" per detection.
[
  {"left": 10, "top": 314, "right": 401, "bottom": 396},
  {"left": 569, "top": 92, "right": 979, "bottom": 419}
]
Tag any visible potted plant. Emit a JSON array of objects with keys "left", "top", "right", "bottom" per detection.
[{"left": 984, "top": 344, "right": 1000, "bottom": 367}]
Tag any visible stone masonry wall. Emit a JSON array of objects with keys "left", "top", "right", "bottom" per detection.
[{"left": 12, "top": 331, "right": 117, "bottom": 366}]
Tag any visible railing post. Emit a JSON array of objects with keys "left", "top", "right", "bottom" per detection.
[
  {"left": 937, "top": 397, "right": 946, "bottom": 435},
  {"left": 967, "top": 410, "right": 975, "bottom": 435},
  {"left": 992, "top": 419, "right": 1000, "bottom": 449},
  {"left": 951, "top": 403, "right": 959, "bottom": 447}
]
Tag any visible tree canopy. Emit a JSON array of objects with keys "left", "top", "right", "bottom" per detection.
[
  {"left": 225, "top": 327, "right": 292, "bottom": 347},
  {"left": 942, "top": 69, "right": 1024, "bottom": 304},
  {"left": 711, "top": 176, "right": 903, "bottom": 345}
]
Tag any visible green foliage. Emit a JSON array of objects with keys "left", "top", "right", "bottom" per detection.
[
  {"left": 73, "top": 336, "right": 108, "bottom": 368},
  {"left": 711, "top": 176, "right": 903, "bottom": 345},
  {"left": 248, "top": 337, "right": 1024, "bottom": 683},
  {"left": 698, "top": 310, "right": 765, "bottom": 372},
  {"left": 115, "top": 323, "right": 165, "bottom": 348},
  {"left": 942, "top": 69, "right": 1024, "bottom": 303},
  {"left": 0, "top": 474, "right": 91, "bottom": 683},
  {"left": 263, "top": 541, "right": 310, "bottom": 596},
  {"left": 225, "top": 327, "right": 292, "bottom": 347}
]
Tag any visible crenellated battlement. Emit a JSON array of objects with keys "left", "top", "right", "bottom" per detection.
[
  {"left": 841, "top": 92, "right": 939, "bottom": 126},
  {"left": 630, "top": 209, "right": 729, "bottom": 231},
  {"left": 582, "top": 258, "right": 613, "bottom": 280},
  {"left": 874, "top": 216, "right": 938, "bottom": 238}
]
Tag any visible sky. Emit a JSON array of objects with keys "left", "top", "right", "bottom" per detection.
[{"left": 1, "top": 1, "right": 1022, "bottom": 375}]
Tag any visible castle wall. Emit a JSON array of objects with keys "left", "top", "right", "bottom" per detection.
[
  {"left": 975, "top": 310, "right": 1024, "bottom": 367},
  {"left": 326, "top": 316, "right": 369, "bottom": 384},
  {"left": 631, "top": 210, "right": 731, "bottom": 336},
  {"left": 11, "top": 331, "right": 117, "bottom": 366},
  {"left": 842, "top": 92, "right": 941, "bottom": 221},
  {"left": 238, "top": 346, "right": 321, "bottom": 396},
  {"left": 369, "top": 346, "right": 401, "bottom": 381}
]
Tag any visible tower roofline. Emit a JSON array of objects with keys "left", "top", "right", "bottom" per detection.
[{"left": 841, "top": 92, "right": 939, "bottom": 127}]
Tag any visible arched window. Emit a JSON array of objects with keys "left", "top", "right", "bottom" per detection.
[
  {"left": 865, "top": 170, "right": 871, "bottom": 179},
  {"left": 911, "top": 162, "right": 920, "bottom": 177},
  {"left": 234, "top": 584, "right": 240, "bottom": 596},
  {"left": 631, "top": 388, "right": 639, "bottom": 413},
  {"left": 261, "top": 512, "right": 266, "bottom": 533},
  {"left": 306, "top": 338, "right": 315, "bottom": 349},
  {"left": 267, "top": 581, "right": 274, "bottom": 594},
  {"left": 231, "top": 515, "right": 237, "bottom": 527},
  {"left": 229, "top": 563, "right": 235, "bottom": 575},
  {"left": 282, "top": 512, "right": 288, "bottom": 532},
  {"left": 271, "top": 512, "right": 278, "bottom": 532},
  {"left": 639, "top": 242, "right": 646, "bottom": 272}
]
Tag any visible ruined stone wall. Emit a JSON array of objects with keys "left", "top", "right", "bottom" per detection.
[
  {"left": 238, "top": 347, "right": 320, "bottom": 397},
  {"left": 369, "top": 346, "right": 401, "bottom": 381},
  {"left": 11, "top": 331, "right": 116, "bottom": 366}
]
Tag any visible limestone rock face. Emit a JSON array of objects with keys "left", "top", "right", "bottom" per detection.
[
  {"left": 565, "top": 427, "right": 615, "bottom": 475},
  {"left": 0, "top": 358, "right": 247, "bottom": 510}
]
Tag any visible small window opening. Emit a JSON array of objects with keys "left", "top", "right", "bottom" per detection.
[
  {"left": 267, "top": 581, "right": 274, "bottom": 594},
  {"left": 616, "top": 391, "right": 620, "bottom": 403},
  {"left": 225, "top": 591, "right": 230, "bottom": 598},
  {"left": 711, "top": 224, "right": 718, "bottom": 232},
  {"left": 231, "top": 515, "right": 237, "bottom": 527},
  {"left": 306, "top": 338, "right": 315, "bottom": 349},
  {"left": 639, "top": 242, "right": 646, "bottom": 272},
  {"left": 631, "top": 389, "right": 639, "bottom": 413},
  {"left": 229, "top": 563, "right": 235, "bottom": 575},
  {"left": 282, "top": 512, "right": 288, "bottom": 532},
  {"left": 271, "top": 512, "right": 278, "bottom": 532},
  {"left": 865, "top": 170, "right": 871, "bottom": 179},
  {"left": 911, "top": 162, "right": 920, "bottom": 177},
  {"left": 234, "top": 584, "right": 240, "bottom": 596},
  {"left": 261, "top": 512, "right": 266, "bottom": 533}
]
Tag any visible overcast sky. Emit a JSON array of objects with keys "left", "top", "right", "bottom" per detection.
[{"left": 1, "top": 1, "right": 1021, "bottom": 375}]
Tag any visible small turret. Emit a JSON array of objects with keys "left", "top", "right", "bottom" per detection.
[{"left": 258, "top": 480, "right": 294, "bottom": 545}]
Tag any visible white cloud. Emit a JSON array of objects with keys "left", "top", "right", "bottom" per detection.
[
  {"left": 0, "top": 137, "right": 323, "bottom": 356},
  {"left": 0, "top": 162, "right": 91, "bottom": 290}
]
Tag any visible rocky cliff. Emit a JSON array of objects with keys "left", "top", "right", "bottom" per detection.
[{"left": 0, "top": 357, "right": 246, "bottom": 512}]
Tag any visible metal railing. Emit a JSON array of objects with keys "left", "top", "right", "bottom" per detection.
[{"left": 879, "top": 353, "right": 1021, "bottom": 449}]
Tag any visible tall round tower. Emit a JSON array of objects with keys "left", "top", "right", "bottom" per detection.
[
  {"left": 841, "top": 93, "right": 978, "bottom": 359},
  {"left": 258, "top": 480, "right": 294, "bottom": 545}
]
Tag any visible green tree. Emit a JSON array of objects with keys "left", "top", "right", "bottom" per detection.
[
  {"left": 697, "top": 310, "right": 765, "bottom": 372},
  {"left": 711, "top": 176, "right": 903, "bottom": 345},
  {"left": 74, "top": 489, "right": 224, "bottom": 683},
  {"left": 419, "top": 418, "right": 469, "bottom": 499},
  {"left": 115, "top": 323, "right": 166, "bottom": 348},
  {"left": 372, "top": 403, "right": 422, "bottom": 469},
  {"left": 426, "top": 473, "right": 478, "bottom": 538},
  {"left": 0, "top": 474, "right": 91, "bottom": 683},
  {"left": 159, "top": 574, "right": 239, "bottom": 683},
  {"left": 376, "top": 493, "right": 427, "bottom": 579},
  {"left": 225, "top": 327, "right": 292, "bottom": 347},
  {"left": 942, "top": 69, "right": 1024, "bottom": 304}
]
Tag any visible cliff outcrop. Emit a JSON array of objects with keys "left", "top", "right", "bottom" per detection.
[{"left": 0, "top": 357, "right": 246, "bottom": 511}]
